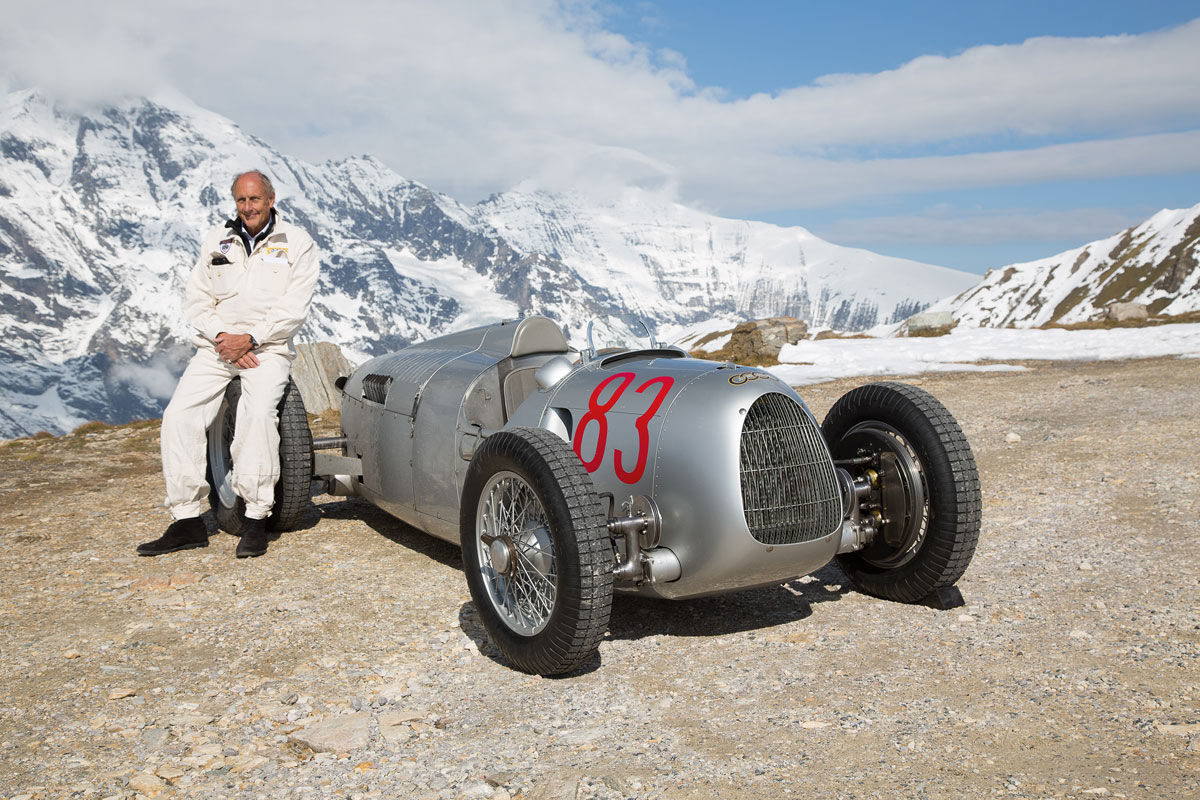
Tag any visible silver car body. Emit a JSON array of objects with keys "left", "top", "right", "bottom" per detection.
[{"left": 333, "top": 316, "right": 846, "bottom": 600}]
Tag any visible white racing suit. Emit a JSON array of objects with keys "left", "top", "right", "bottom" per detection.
[{"left": 161, "top": 212, "right": 319, "bottom": 521}]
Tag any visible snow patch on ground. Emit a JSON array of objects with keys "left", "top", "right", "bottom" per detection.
[{"left": 772, "top": 324, "right": 1200, "bottom": 385}]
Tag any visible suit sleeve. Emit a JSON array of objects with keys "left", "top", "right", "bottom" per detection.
[{"left": 247, "top": 234, "right": 320, "bottom": 347}]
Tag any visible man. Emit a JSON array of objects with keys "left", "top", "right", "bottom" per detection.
[{"left": 137, "top": 170, "right": 320, "bottom": 558}]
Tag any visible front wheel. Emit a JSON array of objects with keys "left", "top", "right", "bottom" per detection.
[
  {"left": 461, "top": 427, "right": 613, "bottom": 675},
  {"left": 823, "top": 382, "right": 981, "bottom": 602}
]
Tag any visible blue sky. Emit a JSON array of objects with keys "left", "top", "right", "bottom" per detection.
[
  {"left": 2, "top": 0, "right": 1199, "bottom": 273},
  {"left": 605, "top": 1, "right": 1198, "bottom": 95},
  {"left": 600, "top": 0, "right": 1200, "bottom": 269}
]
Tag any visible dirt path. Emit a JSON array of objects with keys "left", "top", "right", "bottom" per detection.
[{"left": 1, "top": 356, "right": 1197, "bottom": 799}]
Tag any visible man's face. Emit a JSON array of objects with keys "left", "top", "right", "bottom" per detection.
[{"left": 233, "top": 175, "right": 275, "bottom": 236}]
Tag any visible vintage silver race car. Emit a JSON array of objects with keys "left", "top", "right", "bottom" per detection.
[{"left": 207, "top": 316, "right": 981, "bottom": 675}]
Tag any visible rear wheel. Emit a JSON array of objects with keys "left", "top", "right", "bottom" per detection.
[
  {"left": 823, "top": 382, "right": 981, "bottom": 602},
  {"left": 461, "top": 427, "right": 613, "bottom": 675},
  {"left": 206, "top": 377, "right": 313, "bottom": 535}
]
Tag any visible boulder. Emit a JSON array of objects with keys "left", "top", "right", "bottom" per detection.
[
  {"left": 906, "top": 311, "right": 955, "bottom": 336},
  {"left": 288, "top": 712, "right": 371, "bottom": 753},
  {"left": 726, "top": 317, "right": 807, "bottom": 362},
  {"left": 291, "top": 342, "right": 355, "bottom": 414},
  {"left": 1105, "top": 301, "right": 1148, "bottom": 323}
]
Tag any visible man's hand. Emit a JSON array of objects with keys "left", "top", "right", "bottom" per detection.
[{"left": 214, "top": 332, "right": 261, "bottom": 369}]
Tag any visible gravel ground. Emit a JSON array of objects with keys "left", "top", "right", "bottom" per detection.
[{"left": 0, "top": 356, "right": 1197, "bottom": 800}]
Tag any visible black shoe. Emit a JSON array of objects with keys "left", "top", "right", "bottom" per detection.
[
  {"left": 137, "top": 517, "right": 208, "bottom": 556},
  {"left": 236, "top": 517, "right": 269, "bottom": 558}
]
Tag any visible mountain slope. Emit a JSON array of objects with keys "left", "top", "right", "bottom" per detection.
[
  {"left": 474, "top": 188, "right": 974, "bottom": 333},
  {"left": 0, "top": 89, "right": 977, "bottom": 437},
  {"left": 932, "top": 204, "right": 1200, "bottom": 328}
]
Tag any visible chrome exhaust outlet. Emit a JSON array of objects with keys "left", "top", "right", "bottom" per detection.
[{"left": 606, "top": 495, "right": 677, "bottom": 584}]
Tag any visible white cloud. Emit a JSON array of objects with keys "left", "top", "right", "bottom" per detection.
[
  {"left": 753, "top": 24, "right": 1200, "bottom": 148},
  {"left": 110, "top": 357, "right": 181, "bottom": 402},
  {"left": 1, "top": 1, "right": 1197, "bottom": 214},
  {"left": 814, "top": 206, "right": 1152, "bottom": 247},
  {"left": 692, "top": 130, "right": 1200, "bottom": 213}
]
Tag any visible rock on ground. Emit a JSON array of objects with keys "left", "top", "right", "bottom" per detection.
[{"left": 288, "top": 712, "right": 371, "bottom": 753}]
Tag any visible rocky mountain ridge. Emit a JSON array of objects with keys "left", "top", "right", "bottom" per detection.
[
  {"left": 928, "top": 204, "right": 1200, "bottom": 328},
  {"left": 0, "top": 88, "right": 976, "bottom": 437}
]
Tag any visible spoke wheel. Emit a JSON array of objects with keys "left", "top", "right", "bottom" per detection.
[
  {"left": 823, "top": 382, "right": 981, "bottom": 603},
  {"left": 461, "top": 427, "right": 612, "bottom": 675},
  {"left": 476, "top": 470, "right": 559, "bottom": 635}
]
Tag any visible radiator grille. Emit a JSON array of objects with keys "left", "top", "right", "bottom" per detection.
[
  {"left": 362, "top": 373, "right": 393, "bottom": 405},
  {"left": 739, "top": 392, "right": 842, "bottom": 545}
]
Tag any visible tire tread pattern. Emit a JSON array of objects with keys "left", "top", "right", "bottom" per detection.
[
  {"left": 823, "top": 382, "right": 981, "bottom": 602},
  {"left": 210, "top": 378, "right": 313, "bottom": 535},
  {"left": 271, "top": 380, "right": 314, "bottom": 531},
  {"left": 462, "top": 427, "right": 613, "bottom": 676}
]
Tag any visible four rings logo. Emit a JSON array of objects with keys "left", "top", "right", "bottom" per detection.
[{"left": 728, "top": 371, "right": 776, "bottom": 386}]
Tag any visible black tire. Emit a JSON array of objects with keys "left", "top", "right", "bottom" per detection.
[
  {"left": 461, "top": 427, "right": 613, "bottom": 676},
  {"left": 206, "top": 377, "right": 313, "bottom": 535},
  {"left": 822, "top": 382, "right": 981, "bottom": 602}
]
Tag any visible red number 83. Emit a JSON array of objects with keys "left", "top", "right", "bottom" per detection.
[{"left": 572, "top": 371, "right": 675, "bottom": 484}]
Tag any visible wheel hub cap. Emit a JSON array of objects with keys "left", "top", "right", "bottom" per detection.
[{"left": 489, "top": 537, "right": 514, "bottom": 575}]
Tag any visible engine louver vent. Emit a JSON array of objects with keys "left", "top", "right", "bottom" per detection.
[
  {"left": 362, "top": 374, "right": 393, "bottom": 405},
  {"left": 740, "top": 392, "right": 842, "bottom": 545}
]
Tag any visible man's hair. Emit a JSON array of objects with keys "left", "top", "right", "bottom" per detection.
[{"left": 231, "top": 170, "right": 275, "bottom": 198}]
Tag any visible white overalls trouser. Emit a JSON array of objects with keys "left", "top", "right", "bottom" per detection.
[
  {"left": 161, "top": 348, "right": 293, "bottom": 520},
  {"left": 161, "top": 215, "right": 319, "bottom": 521}
]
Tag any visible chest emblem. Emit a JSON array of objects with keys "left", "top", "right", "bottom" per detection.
[{"left": 219, "top": 238, "right": 235, "bottom": 254}]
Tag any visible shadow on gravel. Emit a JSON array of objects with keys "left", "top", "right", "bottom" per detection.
[
  {"left": 605, "top": 562, "right": 852, "bottom": 641},
  {"left": 454, "top": 562, "right": 853, "bottom": 677},
  {"left": 312, "top": 496, "right": 463, "bottom": 569},
  {"left": 454, "top": 601, "right": 607, "bottom": 677},
  {"left": 308, "top": 494, "right": 853, "bottom": 675},
  {"left": 199, "top": 499, "right": 328, "bottom": 541}
]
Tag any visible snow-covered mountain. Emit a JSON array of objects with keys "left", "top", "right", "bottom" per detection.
[
  {"left": 476, "top": 189, "right": 971, "bottom": 333},
  {"left": 931, "top": 204, "right": 1200, "bottom": 328},
  {"left": 0, "top": 88, "right": 976, "bottom": 438}
]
